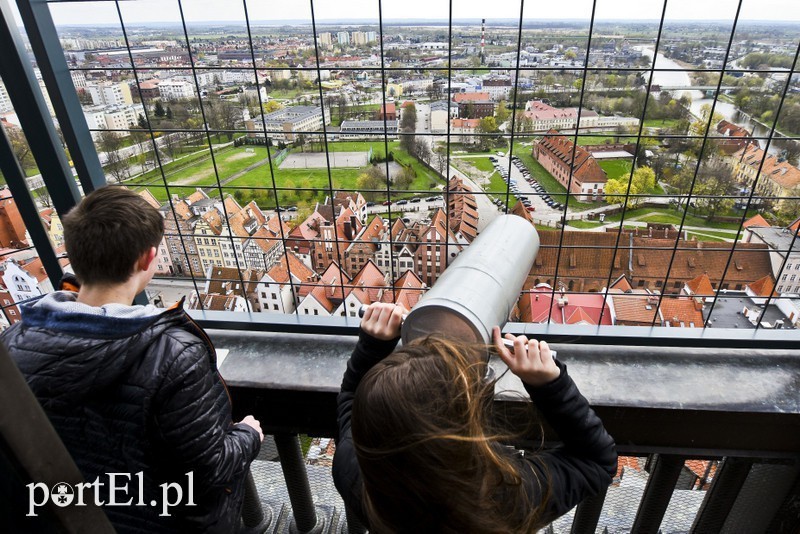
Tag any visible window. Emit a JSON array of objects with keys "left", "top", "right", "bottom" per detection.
[{"left": 273, "top": 304, "right": 279, "bottom": 311}]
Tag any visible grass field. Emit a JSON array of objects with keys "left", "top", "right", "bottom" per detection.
[
  {"left": 126, "top": 137, "right": 446, "bottom": 205},
  {"left": 605, "top": 207, "right": 743, "bottom": 231},
  {"left": 598, "top": 159, "right": 633, "bottom": 181},
  {"left": 567, "top": 219, "right": 605, "bottom": 229},
  {"left": 643, "top": 118, "right": 685, "bottom": 131},
  {"left": 128, "top": 145, "right": 277, "bottom": 201}
]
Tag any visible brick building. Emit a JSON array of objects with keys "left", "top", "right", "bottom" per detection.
[
  {"left": 533, "top": 130, "right": 607, "bottom": 201},
  {"left": 453, "top": 92, "right": 495, "bottom": 118}
]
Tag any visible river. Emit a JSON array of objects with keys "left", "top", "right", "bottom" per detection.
[{"left": 637, "top": 46, "right": 778, "bottom": 152}]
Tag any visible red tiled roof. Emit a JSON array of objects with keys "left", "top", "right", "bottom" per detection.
[
  {"left": 631, "top": 238, "right": 772, "bottom": 286},
  {"left": 348, "top": 260, "right": 387, "bottom": 304},
  {"left": 659, "top": 297, "right": 703, "bottom": 327},
  {"left": 685, "top": 273, "right": 714, "bottom": 297},
  {"left": 453, "top": 92, "right": 491, "bottom": 103},
  {"left": 537, "top": 130, "right": 607, "bottom": 185},
  {"left": 266, "top": 251, "right": 315, "bottom": 285},
  {"left": 450, "top": 117, "right": 481, "bottom": 129},
  {"left": 382, "top": 270, "right": 425, "bottom": 310},
  {"left": 187, "top": 189, "right": 209, "bottom": 204},
  {"left": 734, "top": 144, "right": 800, "bottom": 190},
  {"left": 743, "top": 214, "right": 770, "bottom": 229},
  {"left": 747, "top": 275, "right": 776, "bottom": 298},
  {"left": 138, "top": 189, "right": 161, "bottom": 209},
  {"left": 520, "top": 287, "right": 613, "bottom": 325},
  {"left": 609, "top": 289, "right": 659, "bottom": 325},
  {"left": 610, "top": 274, "right": 633, "bottom": 292},
  {"left": 308, "top": 262, "right": 350, "bottom": 313}
]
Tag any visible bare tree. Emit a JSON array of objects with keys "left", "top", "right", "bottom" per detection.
[{"left": 98, "top": 131, "right": 129, "bottom": 184}]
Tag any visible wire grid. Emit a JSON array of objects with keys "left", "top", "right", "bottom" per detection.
[{"left": 6, "top": 0, "right": 796, "bottom": 329}]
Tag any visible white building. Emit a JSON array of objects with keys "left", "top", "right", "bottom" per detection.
[
  {"left": 744, "top": 225, "right": 800, "bottom": 295},
  {"left": 86, "top": 81, "right": 133, "bottom": 107},
  {"left": 0, "top": 82, "right": 12, "bottom": 113},
  {"left": 337, "top": 32, "right": 350, "bottom": 46},
  {"left": 157, "top": 79, "right": 196, "bottom": 100},
  {"left": 247, "top": 106, "right": 328, "bottom": 142},
  {"left": 103, "top": 104, "right": 144, "bottom": 133},
  {"left": 1, "top": 260, "right": 57, "bottom": 305},
  {"left": 70, "top": 71, "right": 87, "bottom": 89},
  {"left": 257, "top": 252, "right": 316, "bottom": 314}
]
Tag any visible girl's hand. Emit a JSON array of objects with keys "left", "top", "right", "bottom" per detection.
[
  {"left": 492, "top": 326, "right": 560, "bottom": 387},
  {"left": 361, "top": 303, "right": 406, "bottom": 341}
]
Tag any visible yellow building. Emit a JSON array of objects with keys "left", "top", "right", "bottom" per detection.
[{"left": 386, "top": 83, "right": 403, "bottom": 98}]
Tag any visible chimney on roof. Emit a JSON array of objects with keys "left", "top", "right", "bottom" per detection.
[{"left": 343, "top": 221, "right": 353, "bottom": 241}]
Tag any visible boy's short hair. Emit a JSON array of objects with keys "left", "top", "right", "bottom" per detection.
[{"left": 62, "top": 187, "right": 164, "bottom": 285}]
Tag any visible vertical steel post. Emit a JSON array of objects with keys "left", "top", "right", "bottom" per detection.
[
  {"left": 15, "top": 0, "right": 107, "bottom": 194},
  {"left": 0, "top": 0, "right": 82, "bottom": 216},
  {"left": 630, "top": 454, "right": 685, "bottom": 533},
  {"left": 273, "top": 433, "right": 323, "bottom": 534},
  {"left": 690, "top": 457, "right": 752, "bottom": 533},
  {"left": 570, "top": 486, "right": 608, "bottom": 534},
  {"left": 0, "top": 113, "right": 63, "bottom": 288}
]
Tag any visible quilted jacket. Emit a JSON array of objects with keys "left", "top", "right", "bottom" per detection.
[{"left": 2, "top": 294, "right": 260, "bottom": 533}]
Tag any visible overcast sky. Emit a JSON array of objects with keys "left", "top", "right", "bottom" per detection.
[{"left": 22, "top": 0, "right": 800, "bottom": 26}]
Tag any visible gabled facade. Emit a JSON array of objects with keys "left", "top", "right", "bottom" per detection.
[{"left": 258, "top": 251, "right": 317, "bottom": 314}]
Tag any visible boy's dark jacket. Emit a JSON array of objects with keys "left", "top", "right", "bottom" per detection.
[{"left": 1, "top": 295, "right": 260, "bottom": 533}]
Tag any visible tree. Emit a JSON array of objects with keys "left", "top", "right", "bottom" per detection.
[
  {"left": 98, "top": 131, "right": 128, "bottom": 184},
  {"left": 206, "top": 96, "right": 241, "bottom": 141},
  {"left": 692, "top": 161, "right": 736, "bottom": 220},
  {"left": 154, "top": 101, "right": 165, "bottom": 117},
  {"left": 604, "top": 166, "right": 656, "bottom": 208},
  {"left": 435, "top": 147, "right": 448, "bottom": 176},
  {"left": 400, "top": 102, "right": 417, "bottom": 131},
  {"left": 476, "top": 116, "right": 499, "bottom": 152},
  {"left": 263, "top": 100, "right": 283, "bottom": 114},
  {"left": 395, "top": 165, "right": 415, "bottom": 189},
  {"left": 356, "top": 166, "right": 387, "bottom": 201},
  {"left": 166, "top": 107, "right": 173, "bottom": 120},
  {"left": 495, "top": 100, "right": 510, "bottom": 126},
  {"left": 6, "top": 126, "right": 35, "bottom": 174},
  {"left": 137, "top": 113, "right": 148, "bottom": 129}
]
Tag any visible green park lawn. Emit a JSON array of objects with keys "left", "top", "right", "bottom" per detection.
[
  {"left": 567, "top": 219, "right": 604, "bottom": 229},
  {"left": 643, "top": 118, "right": 685, "bottom": 131},
  {"left": 598, "top": 159, "right": 633, "bottom": 181},
  {"left": 128, "top": 145, "right": 277, "bottom": 201}
]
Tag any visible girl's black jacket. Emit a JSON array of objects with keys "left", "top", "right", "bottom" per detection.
[{"left": 332, "top": 330, "right": 618, "bottom": 530}]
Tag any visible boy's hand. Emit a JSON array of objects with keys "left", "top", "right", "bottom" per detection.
[
  {"left": 238, "top": 415, "right": 264, "bottom": 442},
  {"left": 361, "top": 303, "right": 406, "bottom": 341},
  {"left": 493, "top": 326, "right": 560, "bottom": 387}
]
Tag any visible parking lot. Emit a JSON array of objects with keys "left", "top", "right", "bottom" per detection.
[{"left": 489, "top": 155, "right": 565, "bottom": 220}]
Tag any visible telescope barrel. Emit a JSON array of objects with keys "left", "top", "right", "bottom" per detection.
[{"left": 401, "top": 215, "right": 540, "bottom": 345}]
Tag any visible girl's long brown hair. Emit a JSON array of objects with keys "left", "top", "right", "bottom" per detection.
[{"left": 351, "top": 335, "right": 550, "bottom": 533}]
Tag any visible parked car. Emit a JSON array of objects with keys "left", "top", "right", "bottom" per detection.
[
  {"left": 526, "top": 205, "right": 536, "bottom": 212},
  {"left": 287, "top": 206, "right": 298, "bottom": 212},
  {"left": 410, "top": 197, "right": 422, "bottom": 203},
  {"left": 382, "top": 200, "right": 392, "bottom": 206},
  {"left": 396, "top": 199, "right": 409, "bottom": 205},
  {"left": 366, "top": 202, "right": 375, "bottom": 207}
]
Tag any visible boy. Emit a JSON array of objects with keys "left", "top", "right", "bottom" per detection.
[{"left": 2, "top": 187, "right": 262, "bottom": 532}]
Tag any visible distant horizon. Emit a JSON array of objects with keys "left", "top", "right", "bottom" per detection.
[{"left": 49, "top": 18, "right": 800, "bottom": 28}]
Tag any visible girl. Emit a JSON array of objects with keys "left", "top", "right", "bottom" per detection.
[{"left": 333, "top": 303, "right": 617, "bottom": 533}]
